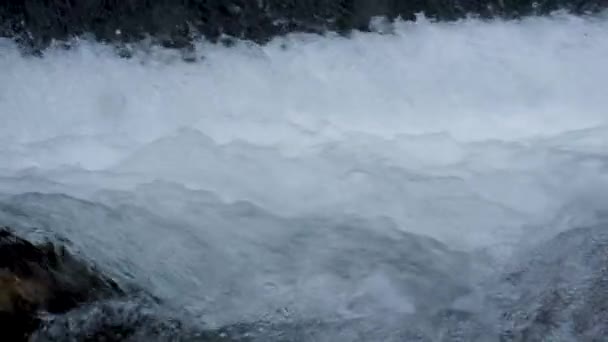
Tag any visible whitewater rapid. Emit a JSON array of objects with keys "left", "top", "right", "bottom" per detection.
[{"left": 1, "top": 13, "right": 608, "bottom": 336}]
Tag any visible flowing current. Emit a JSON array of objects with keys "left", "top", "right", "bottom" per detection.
[{"left": 1, "top": 13, "right": 608, "bottom": 341}]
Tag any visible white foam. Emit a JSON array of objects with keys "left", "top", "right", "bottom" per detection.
[
  {"left": 2, "top": 15, "right": 608, "bottom": 328},
  {"left": 1, "top": 13, "right": 608, "bottom": 249}
]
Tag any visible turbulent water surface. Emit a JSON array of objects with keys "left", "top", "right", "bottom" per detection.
[{"left": 1, "top": 11, "right": 608, "bottom": 341}]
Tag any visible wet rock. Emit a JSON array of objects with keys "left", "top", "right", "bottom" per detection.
[
  {"left": 1, "top": 0, "right": 606, "bottom": 53},
  {"left": 0, "top": 273, "right": 42, "bottom": 341},
  {"left": 0, "top": 226, "right": 123, "bottom": 341}
]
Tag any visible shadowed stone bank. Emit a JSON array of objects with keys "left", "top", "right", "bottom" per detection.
[
  {"left": 1, "top": 0, "right": 607, "bottom": 52},
  {"left": 0, "top": 227, "right": 123, "bottom": 341}
]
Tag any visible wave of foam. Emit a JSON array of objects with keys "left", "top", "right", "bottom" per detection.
[
  {"left": 1, "top": 14, "right": 607, "bottom": 235},
  {"left": 1, "top": 14, "right": 608, "bottom": 330}
]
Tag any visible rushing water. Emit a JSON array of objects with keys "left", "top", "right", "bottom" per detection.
[{"left": 1, "top": 12, "right": 608, "bottom": 341}]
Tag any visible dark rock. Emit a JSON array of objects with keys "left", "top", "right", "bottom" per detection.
[
  {"left": 0, "top": 226, "right": 123, "bottom": 341},
  {"left": 1, "top": 0, "right": 607, "bottom": 54}
]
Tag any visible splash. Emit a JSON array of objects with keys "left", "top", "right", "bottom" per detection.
[{"left": 1, "top": 14, "right": 608, "bottom": 336}]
